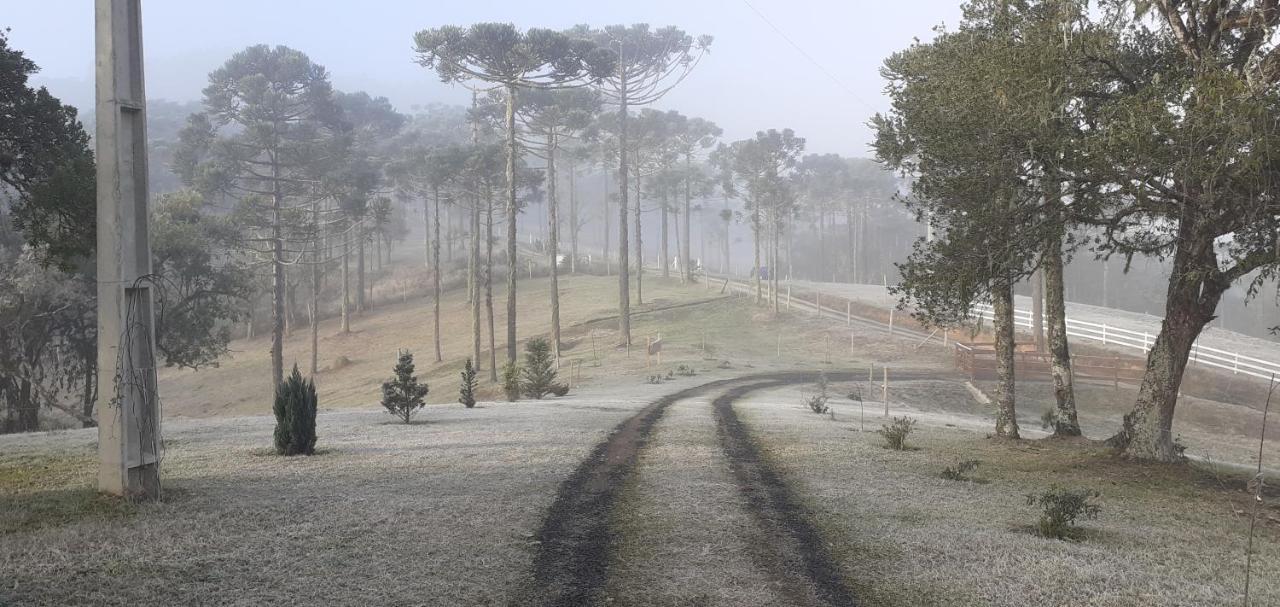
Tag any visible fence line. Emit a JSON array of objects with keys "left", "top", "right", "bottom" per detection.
[
  {"left": 706, "top": 272, "right": 1280, "bottom": 382},
  {"left": 970, "top": 303, "right": 1280, "bottom": 382}
]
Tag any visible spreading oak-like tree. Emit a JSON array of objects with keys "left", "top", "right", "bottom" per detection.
[{"left": 1078, "top": 0, "right": 1280, "bottom": 459}]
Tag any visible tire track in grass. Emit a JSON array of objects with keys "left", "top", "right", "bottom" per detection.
[
  {"left": 514, "top": 370, "right": 938, "bottom": 607},
  {"left": 513, "top": 376, "right": 750, "bottom": 607},
  {"left": 714, "top": 379, "right": 858, "bottom": 607},
  {"left": 712, "top": 370, "right": 938, "bottom": 607}
]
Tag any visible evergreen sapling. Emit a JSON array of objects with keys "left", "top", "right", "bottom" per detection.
[
  {"left": 459, "top": 358, "right": 479, "bottom": 408},
  {"left": 382, "top": 350, "right": 429, "bottom": 423}
]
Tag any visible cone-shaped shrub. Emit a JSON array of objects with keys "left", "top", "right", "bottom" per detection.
[
  {"left": 459, "top": 358, "right": 479, "bottom": 408},
  {"left": 521, "top": 337, "right": 566, "bottom": 399},
  {"left": 382, "top": 350, "right": 429, "bottom": 423},
  {"left": 273, "top": 365, "right": 318, "bottom": 456}
]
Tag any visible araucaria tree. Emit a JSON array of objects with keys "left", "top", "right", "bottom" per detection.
[
  {"left": 574, "top": 24, "right": 712, "bottom": 346},
  {"left": 382, "top": 350, "right": 430, "bottom": 423},
  {"left": 177, "top": 45, "right": 340, "bottom": 390},
  {"left": 515, "top": 88, "right": 602, "bottom": 357},
  {"left": 727, "top": 129, "right": 805, "bottom": 313},
  {"left": 413, "top": 23, "right": 615, "bottom": 365}
]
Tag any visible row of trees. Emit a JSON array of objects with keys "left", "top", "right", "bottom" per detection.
[
  {"left": 876, "top": 0, "right": 1280, "bottom": 461},
  {"left": 1, "top": 23, "right": 906, "bottom": 431}
]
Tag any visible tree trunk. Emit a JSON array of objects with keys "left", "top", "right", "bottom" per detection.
[
  {"left": 433, "top": 186, "right": 443, "bottom": 362},
  {"left": 603, "top": 165, "right": 611, "bottom": 276},
  {"left": 271, "top": 169, "right": 285, "bottom": 387},
  {"left": 472, "top": 197, "right": 482, "bottom": 377},
  {"left": 661, "top": 191, "right": 670, "bottom": 279},
  {"left": 1112, "top": 222, "right": 1225, "bottom": 461},
  {"left": 341, "top": 233, "right": 351, "bottom": 334},
  {"left": 992, "top": 276, "right": 1020, "bottom": 439},
  {"left": 634, "top": 162, "right": 644, "bottom": 306},
  {"left": 16, "top": 380, "right": 37, "bottom": 432},
  {"left": 367, "top": 237, "right": 376, "bottom": 311},
  {"left": 569, "top": 160, "right": 579, "bottom": 275},
  {"left": 1043, "top": 223, "right": 1079, "bottom": 436},
  {"left": 674, "top": 201, "right": 685, "bottom": 282},
  {"left": 817, "top": 208, "right": 825, "bottom": 282},
  {"left": 310, "top": 203, "right": 321, "bottom": 376},
  {"left": 752, "top": 205, "right": 762, "bottom": 304},
  {"left": 548, "top": 132, "right": 562, "bottom": 358},
  {"left": 486, "top": 198, "right": 498, "bottom": 382},
  {"left": 1031, "top": 269, "right": 1046, "bottom": 352},
  {"left": 504, "top": 84, "right": 519, "bottom": 366},
  {"left": 356, "top": 226, "right": 366, "bottom": 314},
  {"left": 617, "top": 77, "right": 631, "bottom": 346},
  {"left": 683, "top": 153, "right": 693, "bottom": 284},
  {"left": 723, "top": 194, "right": 731, "bottom": 275},
  {"left": 846, "top": 205, "right": 856, "bottom": 283}
]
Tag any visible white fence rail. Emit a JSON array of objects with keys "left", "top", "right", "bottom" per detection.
[
  {"left": 970, "top": 303, "right": 1280, "bottom": 382},
  {"left": 705, "top": 272, "right": 1280, "bottom": 382}
]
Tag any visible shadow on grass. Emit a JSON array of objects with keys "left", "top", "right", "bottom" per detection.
[
  {"left": 0, "top": 486, "right": 188, "bottom": 535},
  {"left": 246, "top": 447, "right": 341, "bottom": 457}
]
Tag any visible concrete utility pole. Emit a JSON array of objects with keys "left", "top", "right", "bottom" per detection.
[{"left": 96, "top": 0, "right": 161, "bottom": 499}]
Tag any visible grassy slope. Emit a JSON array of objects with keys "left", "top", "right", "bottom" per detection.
[{"left": 7, "top": 274, "right": 1280, "bottom": 605}]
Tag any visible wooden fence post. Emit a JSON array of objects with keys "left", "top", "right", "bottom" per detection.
[{"left": 882, "top": 367, "right": 889, "bottom": 416}]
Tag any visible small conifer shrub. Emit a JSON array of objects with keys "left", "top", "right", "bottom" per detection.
[
  {"left": 273, "top": 365, "right": 318, "bottom": 456},
  {"left": 459, "top": 358, "right": 479, "bottom": 408},
  {"left": 382, "top": 350, "right": 429, "bottom": 423},
  {"left": 521, "top": 338, "right": 566, "bottom": 399}
]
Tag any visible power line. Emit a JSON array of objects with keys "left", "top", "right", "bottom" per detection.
[{"left": 738, "top": 0, "right": 880, "bottom": 114}]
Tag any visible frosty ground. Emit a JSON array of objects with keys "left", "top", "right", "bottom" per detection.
[{"left": 3, "top": 275, "right": 1279, "bottom": 606}]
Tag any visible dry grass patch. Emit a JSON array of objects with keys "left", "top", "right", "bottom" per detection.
[{"left": 0, "top": 392, "right": 653, "bottom": 606}]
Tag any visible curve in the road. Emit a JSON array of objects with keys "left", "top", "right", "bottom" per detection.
[{"left": 513, "top": 370, "right": 942, "bottom": 607}]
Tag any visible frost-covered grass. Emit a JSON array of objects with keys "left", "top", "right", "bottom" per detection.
[
  {"left": 0, "top": 394, "right": 653, "bottom": 606},
  {"left": 736, "top": 385, "right": 1280, "bottom": 607}
]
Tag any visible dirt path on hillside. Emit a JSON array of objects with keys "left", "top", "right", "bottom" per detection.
[{"left": 514, "top": 370, "right": 944, "bottom": 607}]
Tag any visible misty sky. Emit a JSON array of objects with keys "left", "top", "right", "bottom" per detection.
[{"left": 6, "top": 1, "right": 961, "bottom": 157}]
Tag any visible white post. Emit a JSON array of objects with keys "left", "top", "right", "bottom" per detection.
[
  {"left": 888, "top": 308, "right": 895, "bottom": 336},
  {"left": 96, "top": 0, "right": 161, "bottom": 500}
]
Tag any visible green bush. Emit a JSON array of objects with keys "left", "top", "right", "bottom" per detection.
[
  {"left": 877, "top": 416, "right": 917, "bottom": 450},
  {"left": 941, "top": 459, "right": 980, "bottom": 481},
  {"left": 381, "top": 350, "right": 429, "bottom": 423},
  {"left": 521, "top": 338, "right": 566, "bottom": 399},
  {"left": 806, "top": 372, "right": 830, "bottom": 414},
  {"left": 273, "top": 365, "right": 318, "bottom": 456},
  {"left": 1026, "top": 486, "right": 1101, "bottom": 540},
  {"left": 459, "top": 358, "right": 478, "bottom": 408},
  {"left": 502, "top": 362, "right": 522, "bottom": 402}
]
